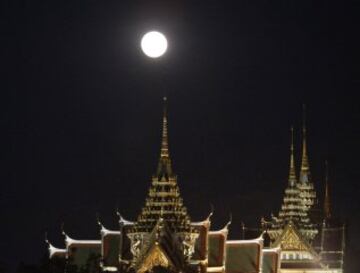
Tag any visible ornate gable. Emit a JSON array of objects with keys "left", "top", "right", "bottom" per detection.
[
  {"left": 137, "top": 244, "right": 173, "bottom": 273},
  {"left": 276, "top": 225, "right": 308, "bottom": 251},
  {"left": 271, "top": 224, "right": 322, "bottom": 268}
]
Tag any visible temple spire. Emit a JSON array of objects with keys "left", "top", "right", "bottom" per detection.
[
  {"left": 156, "top": 97, "right": 173, "bottom": 178},
  {"left": 324, "top": 160, "right": 331, "bottom": 219},
  {"left": 300, "top": 104, "right": 310, "bottom": 183},
  {"left": 135, "top": 97, "right": 191, "bottom": 232},
  {"left": 288, "top": 127, "right": 297, "bottom": 187}
]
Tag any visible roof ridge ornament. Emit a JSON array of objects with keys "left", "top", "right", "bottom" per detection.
[
  {"left": 191, "top": 205, "right": 213, "bottom": 225},
  {"left": 61, "top": 222, "right": 66, "bottom": 236},
  {"left": 207, "top": 204, "right": 214, "bottom": 221},
  {"left": 96, "top": 212, "right": 103, "bottom": 227},
  {"left": 227, "top": 213, "right": 232, "bottom": 227},
  {"left": 45, "top": 231, "right": 49, "bottom": 245},
  {"left": 117, "top": 211, "right": 134, "bottom": 225},
  {"left": 221, "top": 213, "right": 232, "bottom": 232},
  {"left": 45, "top": 232, "right": 67, "bottom": 259}
]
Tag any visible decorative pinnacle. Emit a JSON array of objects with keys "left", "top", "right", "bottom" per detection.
[
  {"left": 96, "top": 212, "right": 102, "bottom": 227},
  {"left": 324, "top": 160, "right": 331, "bottom": 219},
  {"left": 300, "top": 104, "right": 310, "bottom": 174},
  {"left": 160, "top": 97, "right": 169, "bottom": 158},
  {"left": 45, "top": 231, "right": 49, "bottom": 244},
  {"left": 156, "top": 97, "right": 173, "bottom": 178},
  {"left": 288, "top": 126, "right": 297, "bottom": 187}
]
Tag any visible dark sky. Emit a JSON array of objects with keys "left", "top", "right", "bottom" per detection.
[{"left": 2, "top": 0, "right": 359, "bottom": 272}]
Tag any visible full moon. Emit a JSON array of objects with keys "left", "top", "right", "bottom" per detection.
[{"left": 141, "top": 31, "right": 168, "bottom": 58}]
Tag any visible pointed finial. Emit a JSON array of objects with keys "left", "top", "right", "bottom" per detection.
[
  {"left": 45, "top": 231, "right": 49, "bottom": 244},
  {"left": 324, "top": 160, "right": 331, "bottom": 219},
  {"left": 207, "top": 204, "right": 214, "bottom": 220},
  {"left": 61, "top": 222, "right": 66, "bottom": 236},
  {"left": 300, "top": 104, "right": 310, "bottom": 183},
  {"left": 96, "top": 212, "right": 102, "bottom": 227},
  {"left": 117, "top": 209, "right": 122, "bottom": 219},
  {"left": 161, "top": 97, "right": 169, "bottom": 158},
  {"left": 115, "top": 203, "right": 122, "bottom": 218},
  {"left": 156, "top": 97, "right": 173, "bottom": 178},
  {"left": 288, "top": 126, "right": 297, "bottom": 186},
  {"left": 226, "top": 213, "right": 232, "bottom": 228},
  {"left": 117, "top": 211, "right": 134, "bottom": 226}
]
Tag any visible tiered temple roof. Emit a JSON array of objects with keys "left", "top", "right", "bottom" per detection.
[
  {"left": 269, "top": 127, "right": 318, "bottom": 241},
  {"left": 297, "top": 106, "right": 318, "bottom": 219},
  {"left": 131, "top": 97, "right": 192, "bottom": 234},
  {"left": 45, "top": 100, "right": 344, "bottom": 273},
  {"left": 261, "top": 108, "right": 345, "bottom": 273}
]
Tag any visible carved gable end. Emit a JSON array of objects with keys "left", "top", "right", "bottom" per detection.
[
  {"left": 138, "top": 244, "right": 173, "bottom": 273},
  {"left": 273, "top": 225, "right": 310, "bottom": 251},
  {"left": 281, "top": 228, "right": 307, "bottom": 251}
]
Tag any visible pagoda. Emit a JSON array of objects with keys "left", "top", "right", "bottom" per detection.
[
  {"left": 269, "top": 127, "right": 318, "bottom": 242},
  {"left": 46, "top": 98, "right": 281, "bottom": 273},
  {"left": 297, "top": 106, "right": 320, "bottom": 223},
  {"left": 252, "top": 109, "right": 346, "bottom": 273}
]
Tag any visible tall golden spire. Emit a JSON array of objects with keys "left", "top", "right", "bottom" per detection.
[
  {"left": 288, "top": 127, "right": 297, "bottom": 187},
  {"left": 134, "top": 97, "right": 191, "bottom": 233},
  {"left": 300, "top": 104, "right": 310, "bottom": 183},
  {"left": 156, "top": 97, "right": 173, "bottom": 179},
  {"left": 324, "top": 161, "right": 332, "bottom": 219}
]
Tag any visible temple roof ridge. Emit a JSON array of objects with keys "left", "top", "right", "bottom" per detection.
[
  {"left": 100, "top": 225, "right": 121, "bottom": 236},
  {"left": 226, "top": 236, "right": 264, "bottom": 245},
  {"left": 47, "top": 243, "right": 67, "bottom": 258},
  {"left": 65, "top": 235, "right": 101, "bottom": 247},
  {"left": 262, "top": 246, "right": 281, "bottom": 253},
  {"left": 62, "top": 229, "right": 100, "bottom": 247}
]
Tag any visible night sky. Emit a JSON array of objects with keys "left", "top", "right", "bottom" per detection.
[{"left": 2, "top": 0, "right": 359, "bottom": 272}]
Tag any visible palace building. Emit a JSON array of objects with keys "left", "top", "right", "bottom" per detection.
[
  {"left": 46, "top": 98, "right": 280, "bottom": 273},
  {"left": 244, "top": 109, "right": 346, "bottom": 273},
  {"left": 46, "top": 100, "right": 345, "bottom": 273}
]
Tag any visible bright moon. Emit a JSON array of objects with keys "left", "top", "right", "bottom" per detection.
[{"left": 141, "top": 31, "right": 168, "bottom": 58}]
